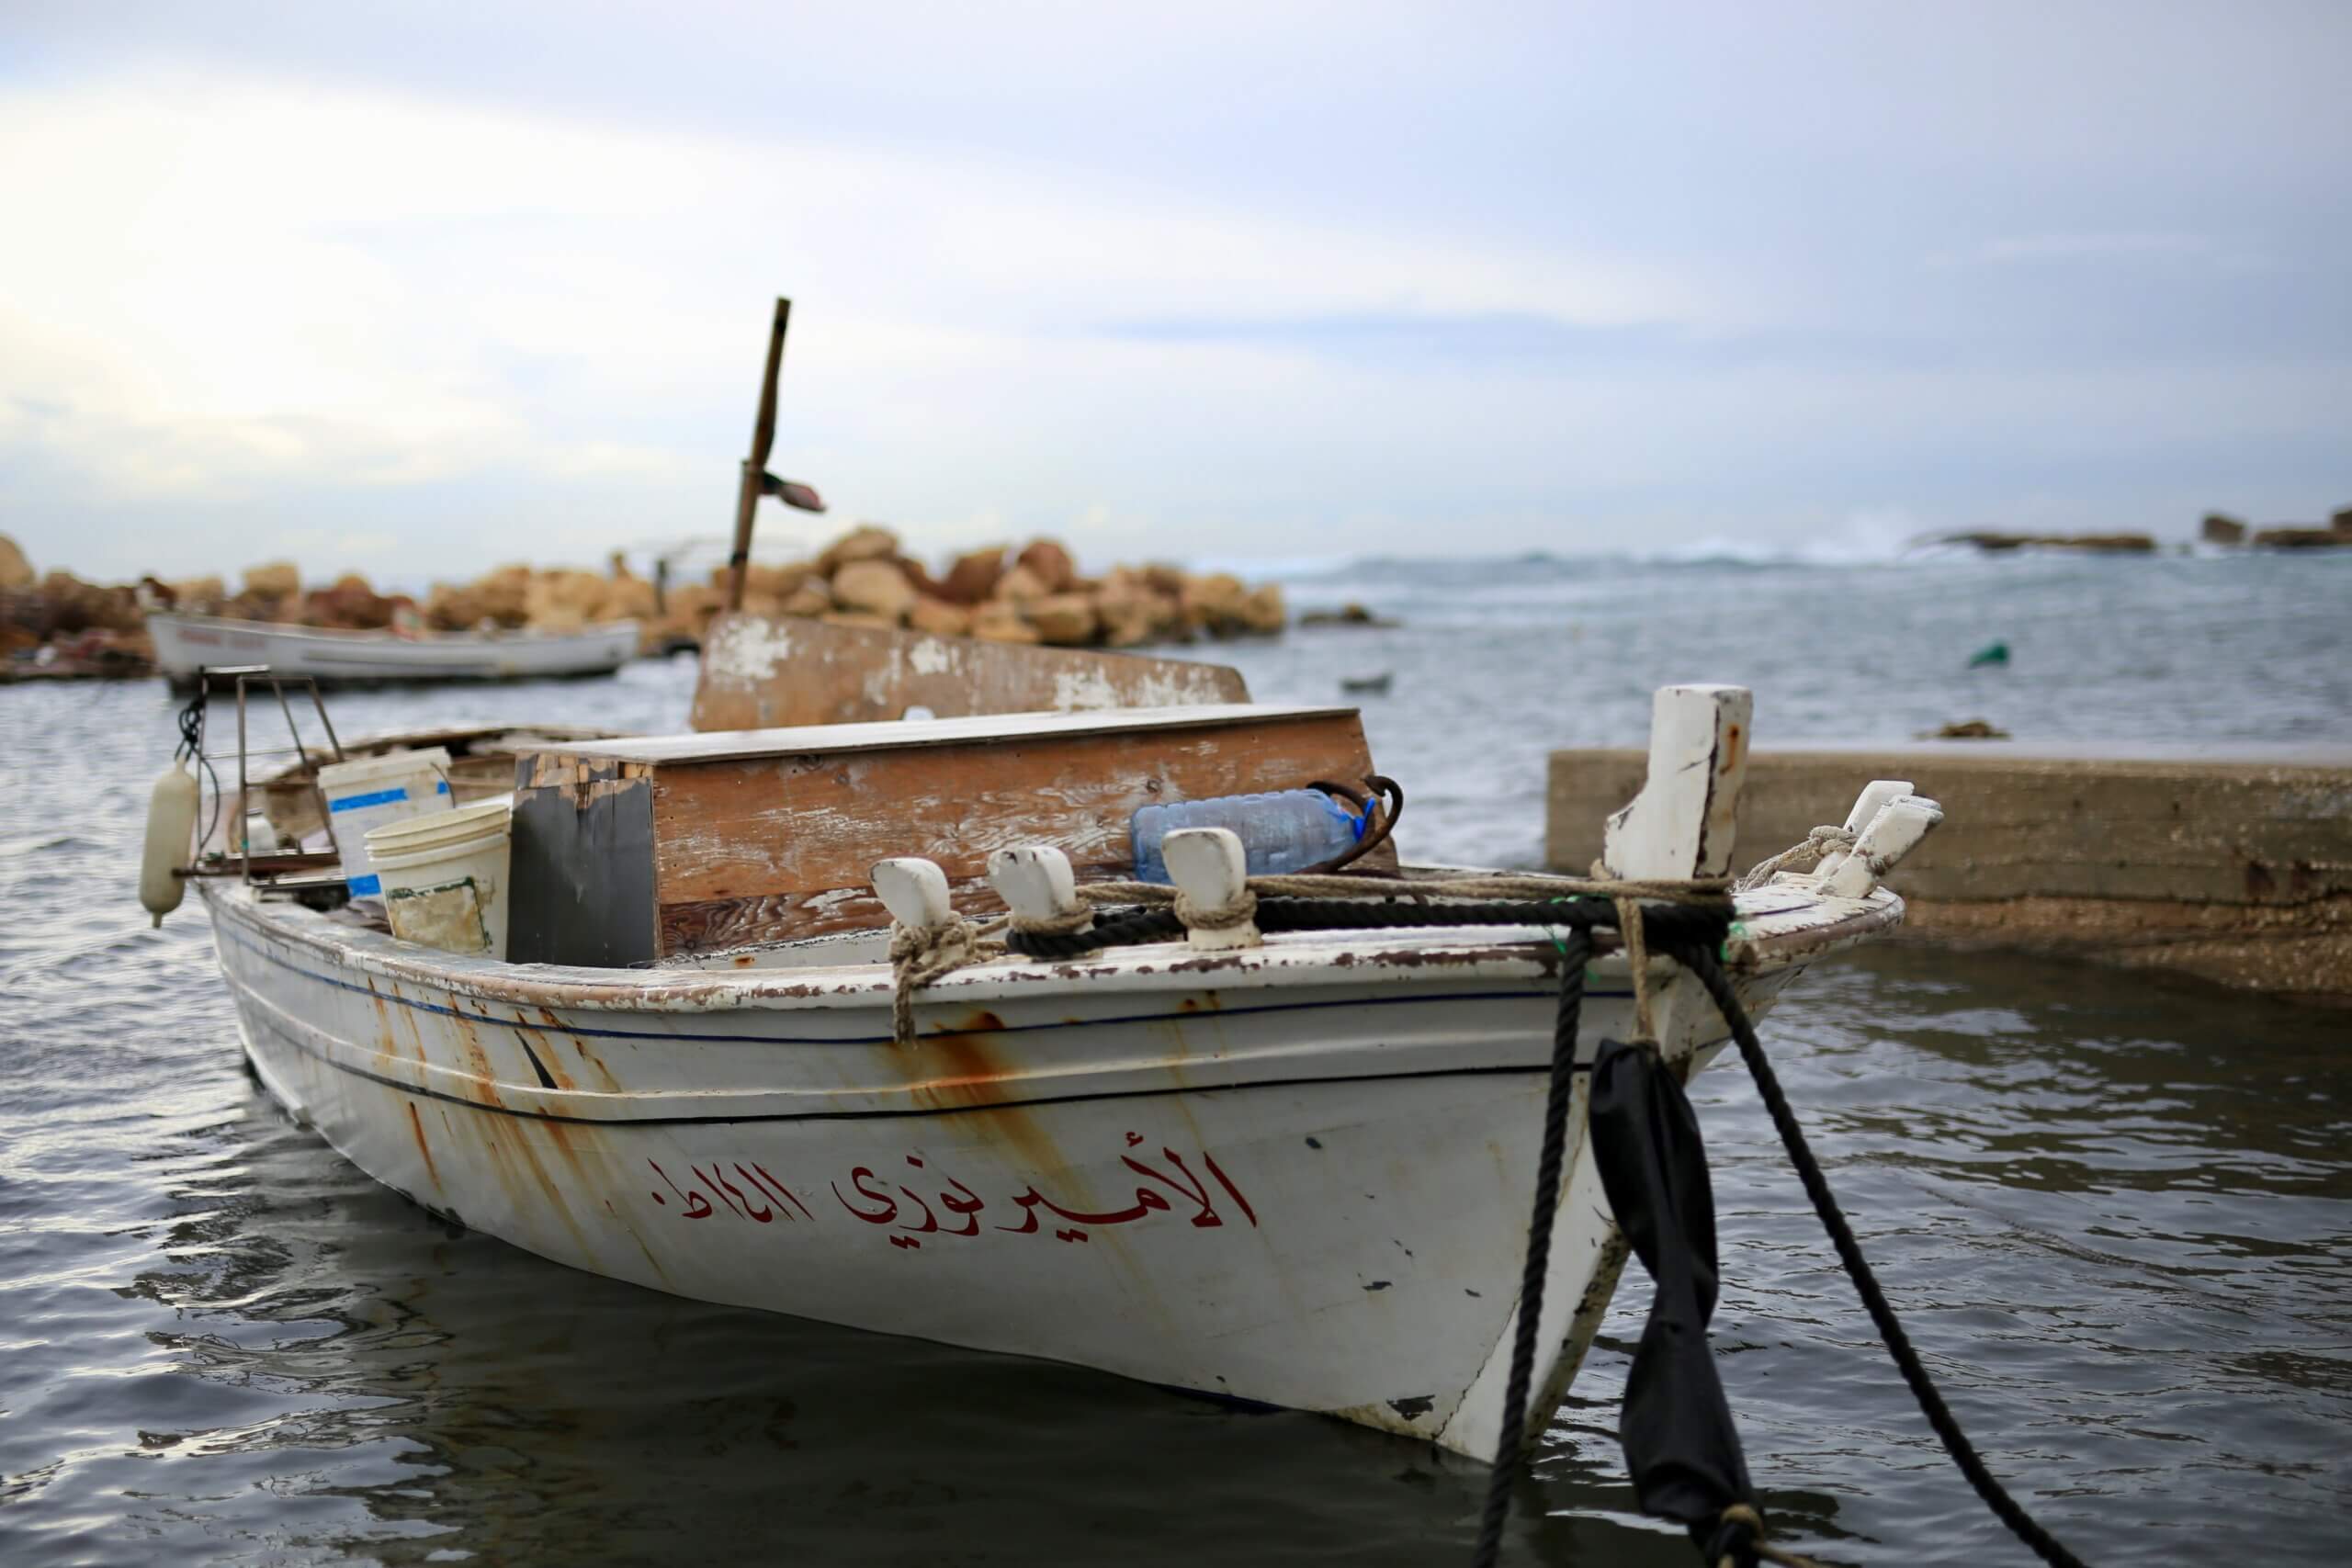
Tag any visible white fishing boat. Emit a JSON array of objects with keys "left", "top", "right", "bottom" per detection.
[
  {"left": 148, "top": 680, "right": 1943, "bottom": 1460},
  {"left": 148, "top": 611, "right": 639, "bottom": 688}
]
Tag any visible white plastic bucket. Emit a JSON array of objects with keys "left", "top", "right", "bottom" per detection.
[
  {"left": 319, "top": 748, "right": 454, "bottom": 897},
  {"left": 365, "top": 798, "right": 513, "bottom": 959}
]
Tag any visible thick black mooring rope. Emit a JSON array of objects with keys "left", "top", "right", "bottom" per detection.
[
  {"left": 1677, "top": 945, "right": 2089, "bottom": 1568},
  {"left": 1006, "top": 893, "right": 2086, "bottom": 1565},
  {"left": 1003, "top": 896, "right": 1733, "bottom": 962},
  {"left": 1469, "top": 929, "right": 1593, "bottom": 1568}
]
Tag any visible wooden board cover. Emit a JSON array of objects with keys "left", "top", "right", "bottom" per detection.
[
  {"left": 689, "top": 614, "right": 1250, "bottom": 731},
  {"left": 515, "top": 706, "right": 1390, "bottom": 956}
]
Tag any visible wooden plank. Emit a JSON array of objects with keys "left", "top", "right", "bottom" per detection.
[
  {"left": 688, "top": 614, "right": 1250, "bottom": 731},
  {"left": 638, "top": 710, "right": 1386, "bottom": 951},
  {"left": 556, "top": 703, "right": 1348, "bottom": 765}
]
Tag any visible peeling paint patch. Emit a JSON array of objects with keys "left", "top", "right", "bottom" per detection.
[{"left": 704, "top": 617, "right": 797, "bottom": 682}]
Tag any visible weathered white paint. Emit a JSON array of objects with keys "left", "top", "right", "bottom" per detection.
[
  {"left": 561, "top": 704, "right": 1355, "bottom": 764},
  {"left": 872, "top": 858, "right": 956, "bottom": 931},
  {"left": 195, "top": 852, "right": 1905, "bottom": 1457},
  {"left": 190, "top": 685, "right": 1934, "bottom": 1456},
  {"left": 1048, "top": 664, "right": 1236, "bottom": 713},
  {"left": 149, "top": 613, "right": 639, "bottom": 685},
  {"left": 986, "top": 845, "right": 1087, "bottom": 931},
  {"left": 1822, "top": 795, "right": 1945, "bottom": 897},
  {"left": 1163, "top": 829, "right": 1260, "bottom": 950},
  {"left": 1602, "top": 684, "right": 1753, "bottom": 879},
  {"left": 700, "top": 615, "right": 799, "bottom": 685},
  {"left": 908, "top": 637, "right": 956, "bottom": 677}
]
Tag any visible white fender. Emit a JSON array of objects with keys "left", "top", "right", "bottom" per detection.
[{"left": 141, "top": 761, "right": 200, "bottom": 926}]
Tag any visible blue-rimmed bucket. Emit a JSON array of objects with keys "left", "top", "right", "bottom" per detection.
[{"left": 317, "top": 747, "right": 453, "bottom": 897}]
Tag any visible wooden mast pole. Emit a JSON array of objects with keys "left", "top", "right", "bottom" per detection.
[{"left": 726, "top": 297, "right": 792, "bottom": 612}]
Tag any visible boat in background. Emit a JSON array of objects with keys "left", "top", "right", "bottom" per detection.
[{"left": 148, "top": 612, "right": 639, "bottom": 690}]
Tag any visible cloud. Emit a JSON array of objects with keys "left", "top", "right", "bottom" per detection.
[
  {"left": 1, "top": 13, "right": 2346, "bottom": 581},
  {"left": 1939, "top": 232, "right": 2272, "bottom": 270},
  {"left": 0, "top": 68, "right": 1719, "bottom": 574}
]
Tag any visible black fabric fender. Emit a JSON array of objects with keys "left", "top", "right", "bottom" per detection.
[{"left": 1590, "top": 1036, "right": 1758, "bottom": 1565}]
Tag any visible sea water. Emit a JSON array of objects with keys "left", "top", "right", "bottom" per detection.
[{"left": 1, "top": 550, "right": 2346, "bottom": 1565}]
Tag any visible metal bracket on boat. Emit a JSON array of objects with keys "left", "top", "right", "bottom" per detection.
[
  {"left": 1161, "top": 829, "right": 1261, "bottom": 951},
  {"left": 986, "top": 845, "right": 1093, "bottom": 941},
  {"left": 1821, "top": 794, "right": 1944, "bottom": 898},
  {"left": 870, "top": 856, "right": 956, "bottom": 931}
]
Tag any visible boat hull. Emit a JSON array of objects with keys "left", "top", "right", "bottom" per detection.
[
  {"left": 150, "top": 613, "right": 639, "bottom": 686},
  {"left": 200, "top": 881, "right": 1820, "bottom": 1456}
]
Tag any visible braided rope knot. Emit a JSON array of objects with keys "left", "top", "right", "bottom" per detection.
[
  {"left": 1712, "top": 1502, "right": 1824, "bottom": 1568},
  {"left": 1172, "top": 886, "right": 1258, "bottom": 931},
  {"left": 1734, "top": 823, "right": 1859, "bottom": 891},
  {"left": 887, "top": 919, "right": 1003, "bottom": 1048},
  {"left": 1006, "top": 906, "right": 1096, "bottom": 939}
]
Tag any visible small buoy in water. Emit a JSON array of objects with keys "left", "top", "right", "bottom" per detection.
[
  {"left": 1967, "top": 640, "right": 2010, "bottom": 668},
  {"left": 141, "top": 760, "right": 199, "bottom": 927}
]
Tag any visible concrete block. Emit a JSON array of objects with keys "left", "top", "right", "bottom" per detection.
[{"left": 1548, "top": 742, "right": 2352, "bottom": 1000}]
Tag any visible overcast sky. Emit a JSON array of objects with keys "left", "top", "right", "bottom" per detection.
[{"left": 4, "top": 1, "right": 2346, "bottom": 581}]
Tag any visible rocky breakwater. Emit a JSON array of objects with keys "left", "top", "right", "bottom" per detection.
[
  {"left": 0, "top": 536, "right": 673, "bottom": 681},
  {"left": 715, "top": 525, "right": 1287, "bottom": 649},
  {"left": 0, "top": 523, "right": 1290, "bottom": 682},
  {"left": 2, "top": 533, "right": 157, "bottom": 679}
]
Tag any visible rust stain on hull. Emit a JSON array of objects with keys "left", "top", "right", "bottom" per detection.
[
  {"left": 910, "top": 1010, "right": 1067, "bottom": 1180},
  {"left": 406, "top": 1101, "right": 442, "bottom": 1190},
  {"left": 539, "top": 1006, "right": 624, "bottom": 1093}
]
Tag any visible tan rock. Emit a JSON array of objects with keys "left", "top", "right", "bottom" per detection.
[
  {"left": 780, "top": 581, "right": 832, "bottom": 617},
  {"left": 1141, "top": 561, "right": 1187, "bottom": 596},
  {"left": 830, "top": 558, "right": 916, "bottom": 622},
  {"left": 895, "top": 556, "right": 951, "bottom": 601},
  {"left": 940, "top": 547, "right": 1005, "bottom": 604},
  {"left": 303, "top": 572, "right": 398, "bottom": 630},
  {"left": 423, "top": 583, "right": 484, "bottom": 630},
  {"left": 36, "top": 570, "right": 143, "bottom": 634},
  {"left": 1095, "top": 583, "right": 1184, "bottom": 649},
  {"left": 816, "top": 524, "right": 901, "bottom": 575},
  {"left": 598, "top": 572, "right": 659, "bottom": 622},
  {"left": 1024, "top": 592, "right": 1099, "bottom": 646},
  {"left": 820, "top": 610, "right": 899, "bottom": 629},
  {"left": 2199, "top": 513, "right": 2247, "bottom": 546},
  {"left": 743, "top": 560, "right": 817, "bottom": 600},
  {"left": 908, "top": 596, "right": 972, "bottom": 637},
  {"left": 0, "top": 534, "right": 31, "bottom": 591},
  {"left": 243, "top": 560, "right": 300, "bottom": 599},
  {"left": 970, "top": 600, "right": 1041, "bottom": 644},
  {"left": 524, "top": 568, "right": 610, "bottom": 631},
  {"left": 1180, "top": 571, "right": 1248, "bottom": 634},
  {"left": 474, "top": 565, "right": 534, "bottom": 626},
  {"left": 1015, "top": 537, "right": 1077, "bottom": 593},
  {"left": 993, "top": 563, "right": 1051, "bottom": 603},
  {"left": 166, "top": 575, "right": 226, "bottom": 612},
  {"left": 1235, "top": 582, "right": 1287, "bottom": 635}
]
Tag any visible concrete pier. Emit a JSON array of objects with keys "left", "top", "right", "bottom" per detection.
[{"left": 1547, "top": 741, "right": 2352, "bottom": 1003}]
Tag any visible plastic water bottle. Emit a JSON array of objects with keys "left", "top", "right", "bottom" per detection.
[{"left": 1131, "top": 789, "right": 1366, "bottom": 885}]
